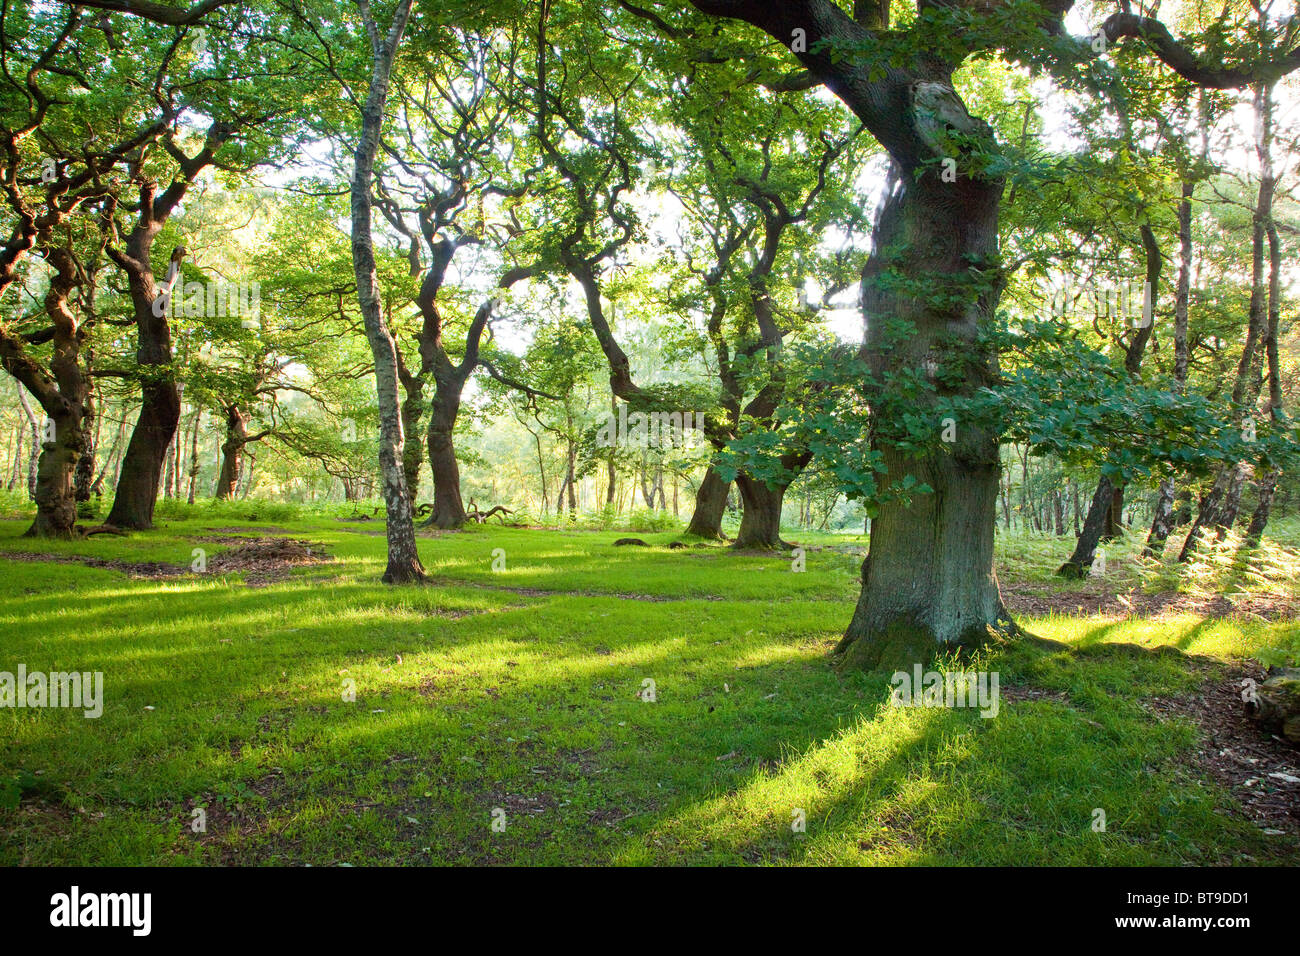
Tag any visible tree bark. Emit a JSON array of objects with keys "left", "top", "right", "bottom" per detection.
[
  {"left": 186, "top": 408, "right": 201, "bottom": 504},
  {"left": 835, "top": 161, "right": 1012, "bottom": 671},
  {"left": 1245, "top": 468, "right": 1280, "bottom": 546},
  {"left": 686, "top": 464, "right": 730, "bottom": 538},
  {"left": 395, "top": 345, "right": 425, "bottom": 499},
  {"left": 1059, "top": 222, "right": 1161, "bottom": 574},
  {"left": 15, "top": 386, "right": 39, "bottom": 500},
  {"left": 9, "top": 416, "right": 23, "bottom": 491},
  {"left": 1146, "top": 178, "right": 1195, "bottom": 556},
  {"left": 1057, "top": 476, "right": 1115, "bottom": 578},
  {"left": 73, "top": 391, "right": 96, "bottom": 509},
  {"left": 104, "top": 212, "right": 184, "bottom": 529},
  {"left": 1245, "top": 218, "right": 1284, "bottom": 546},
  {"left": 732, "top": 473, "right": 786, "bottom": 549},
  {"left": 215, "top": 404, "right": 248, "bottom": 500},
  {"left": 350, "top": 0, "right": 424, "bottom": 583},
  {"left": 1, "top": 246, "right": 88, "bottom": 537},
  {"left": 1181, "top": 84, "right": 1275, "bottom": 560},
  {"left": 1218, "top": 463, "right": 1250, "bottom": 532},
  {"left": 426, "top": 381, "right": 466, "bottom": 529}
]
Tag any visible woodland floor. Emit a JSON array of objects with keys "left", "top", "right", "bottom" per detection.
[{"left": 1, "top": 507, "right": 1297, "bottom": 865}]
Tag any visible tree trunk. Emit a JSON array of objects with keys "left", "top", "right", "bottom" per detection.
[
  {"left": 350, "top": 0, "right": 424, "bottom": 583},
  {"left": 16, "top": 387, "right": 39, "bottom": 500},
  {"left": 732, "top": 473, "right": 786, "bottom": 550},
  {"left": 1146, "top": 179, "right": 1194, "bottom": 556},
  {"left": 686, "top": 465, "right": 730, "bottom": 539},
  {"left": 1179, "top": 472, "right": 1232, "bottom": 561},
  {"left": 186, "top": 409, "right": 201, "bottom": 504},
  {"left": 1146, "top": 477, "right": 1177, "bottom": 557},
  {"left": 4, "top": 249, "right": 89, "bottom": 538},
  {"left": 1102, "top": 484, "right": 1124, "bottom": 541},
  {"left": 106, "top": 371, "right": 179, "bottom": 529},
  {"left": 9, "top": 417, "right": 22, "bottom": 491},
  {"left": 1245, "top": 219, "right": 1284, "bottom": 546},
  {"left": 1057, "top": 476, "right": 1115, "bottom": 578},
  {"left": 1217, "top": 462, "right": 1250, "bottom": 533},
  {"left": 215, "top": 404, "right": 248, "bottom": 500},
  {"left": 566, "top": 442, "right": 578, "bottom": 512},
  {"left": 73, "top": 395, "right": 96, "bottom": 508},
  {"left": 26, "top": 407, "right": 82, "bottom": 537},
  {"left": 835, "top": 162, "right": 1012, "bottom": 671},
  {"left": 1063, "top": 222, "right": 1160, "bottom": 571},
  {"left": 1244, "top": 468, "right": 1280, "bottom": 547},
  {"left": 105, "top": 243, "right": 183, "bottom": 530},
  {"left": 397, "top": 350, "right": 424, "bottom": 499},
  {"left": 426, "top": 379, "right": 466, "bottom": 529},
  {"left": 1182, "top": 84, "right": 1275, "bottom": 560},
  {"left": 163, "top": 410, "right": 178, "bottom": 499}
]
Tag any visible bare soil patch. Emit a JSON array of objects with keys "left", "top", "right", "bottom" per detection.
[
  {"left": 1145, "top": 663, "right": 1300, "bottom": 837},
  {"left": 0, "top": 550, "right": 189, "bottom": 579},
  {"left": 1, "top": 536, "right": 331, "bottom": 586},
  {"left": 1002, "top": 578, "right": 1297, "bottom": 622},
  {"left": 206, "top": 538, "right": 332, "bottom": 586}
]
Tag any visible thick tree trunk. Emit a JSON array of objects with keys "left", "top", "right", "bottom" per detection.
[
  {"left": 3, "top": 247, "right": 89, "bottom": 538},
  {"left": 732, "top": 472, "right": 786, "bottom": 550},
  {"left": 1102, "top": 484, "right": 1124, "bottom": 541},
  {"left": 397, "top": 351, "right": 424, "bottom": 499},
  {"left": 837, "top": 441, "right": 1010, "bottom": 671},
  {"left": 107, "top": 373, "right": 179, "bottom": 528},
  {"left": 835, "top": 162, "right": 1012, "bottom": 672},
  {"left": 26, "top": 408, "right": 81, "bottom": 537},
  {"left": 686, "top": 465, "right": 730, "bottom": 538},
  {"left": 426, "top": 383, "right": 466, "bottom": 530},
  {"left": 105, "top": 240, "right": 183, "bottom": 530}
]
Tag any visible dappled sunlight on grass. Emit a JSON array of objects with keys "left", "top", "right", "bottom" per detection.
[{"left": 1, "top": 519, "right": 1296, "bottom": 865}]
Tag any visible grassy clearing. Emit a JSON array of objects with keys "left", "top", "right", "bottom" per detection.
[{"left": 0, "top": 509, "right": 1297, "bottom": 865}]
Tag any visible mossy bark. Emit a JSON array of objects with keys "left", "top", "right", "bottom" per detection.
[
  {"left": 732, "top": 473, "right": 785, "bottom": 550},
  {"left": 834, "top": 158, "right": 1013, "bottom": 673},
  {"left": 686, "top": 465, "right": 730, "bottom": 539}
]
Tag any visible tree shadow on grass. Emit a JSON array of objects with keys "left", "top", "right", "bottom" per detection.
[{"left": 3, "top": 552, "right": 1291, "bottom": 866}]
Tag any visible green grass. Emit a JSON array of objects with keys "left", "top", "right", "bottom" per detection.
[{"left": 0, "top": 511, "right": 1296, "bottom": 866}]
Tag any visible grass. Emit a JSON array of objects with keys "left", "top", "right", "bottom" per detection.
[{"left": 0, "top": 508, "right": 1297, "bottom": 866}]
